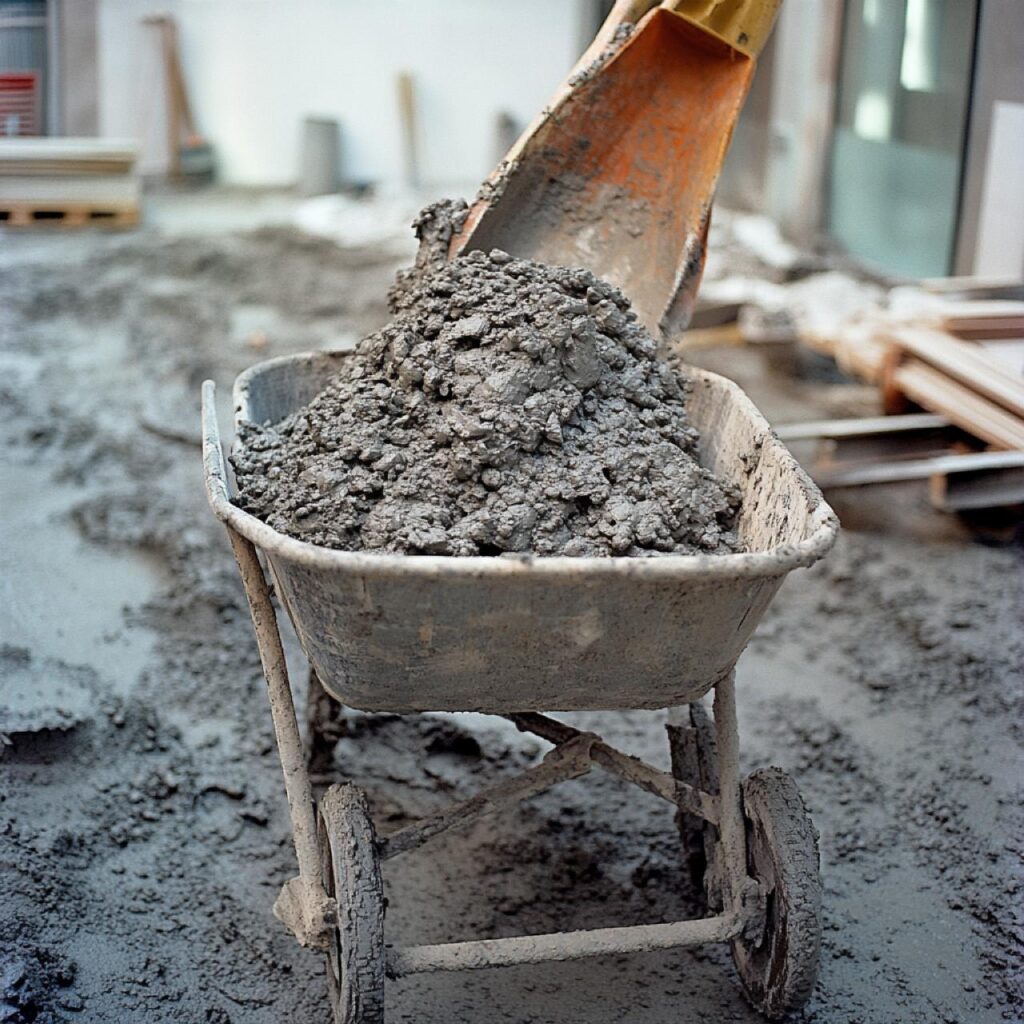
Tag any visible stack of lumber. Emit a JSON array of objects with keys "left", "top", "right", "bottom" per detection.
[
  {"left": 0, "top": 138, "right": 140, "bottom": 228},
  {"left": 806, "top": 292, "right": 1024, "bottom": 452},
  {"left": 880, "top": 326, "right": 1024, "bottom": 451},
  {"left": 778, "top": 283, "right": 1024, "bottom": 511},
  {"left": 776, "top": 413, "right": 1024, "bottom": 511}
]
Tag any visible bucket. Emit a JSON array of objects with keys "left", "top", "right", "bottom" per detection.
[{"left": 299, "top": 117, "right": 341, "bottom": 197}]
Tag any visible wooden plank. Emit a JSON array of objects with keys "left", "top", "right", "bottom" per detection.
[
  {"left": 890, "top": 358, "right": 1024, "bottom": 450},
  {"left": 0, "top": 202, "right": 139, "bottom": 229},
  {"left": 823, "top": 431, "right": 957, "bottom": 466},
  {"left": 0, "top": 174, "right": 140, "bottom": 204},
  {"left": 951, "top": 325, "right": 1024, "bottom": 341},
  {"left": 0, "top": 160, "right": 136, "bottom": 176},
  {"left": 688, "top": 300, "right": 743, "bottom": 329},
  {"left": 778, "top": 415, "right": 958, "bottom": 468},
  {"left": 935, "top": 299, "right": 1024, "bottom": 324},
  {"left": 920, "top": 274, "right": 1024, "bottom": 297},
  {"left": 672, "top": 322, "right": 745, "bottom": 352},
  {"left": 884, "top": 327, "right": 1024, "bottom": 419},
  {"left": 396, "top": 71, "right": 419, "bottom": 190},
  {"left": 775, "top": 413, "right": 950, "bottom": 442},
  {"left": 916, "top": 297, "right": 1024, "bottom": 337},
  {"left": 930, "top": 465, "right": 1024, "bottom": 511},
  {"left": 977, "top": 339, "right": 1024, "bottom": 377},
  {"left": 0, "top": 138, "right": 139, "bottom": 163},
  {"left": 812, "top": 449, "right": 1024, "bottom": 489},
  {"left": 62, "top": 208, "right": 87, "bottom": 227}
]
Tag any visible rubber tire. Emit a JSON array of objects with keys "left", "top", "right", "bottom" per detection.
[
  {"left": 668, "top": 701, "right": 720, "bottom": 904},
  {"left": 318, "top": 784, "right": 385, "bottom": 1024},
  {"left": 731, "top": 767, "right": 822, "bottom": 1020}
]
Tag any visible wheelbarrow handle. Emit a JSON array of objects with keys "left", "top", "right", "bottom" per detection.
[
  {"left": 660, "top": 0, "right": 782, "bottom": 58},
  {"left": 200, "top": 379, "right": 234, "bottom": 522}
]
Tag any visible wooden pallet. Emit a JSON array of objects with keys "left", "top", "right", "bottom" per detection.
[
  {"left": 777, "top": 414, "right": 1024, "bottom": 511},
  {"left": 776, "top": 413, "right": 958, "bottom": 465},
  {"left": 813, "top": 449, "right": 1024, "bottom": 511},
  {"left": 0, "top": 202, "right": 139, "bottom": 229},
  {"left": 875, "top": 327, "right": 1024, "bottom": 450}
]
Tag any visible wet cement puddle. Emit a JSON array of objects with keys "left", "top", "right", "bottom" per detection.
[{"left": 0, "top": 456, "right": 164, "bottom": 698}]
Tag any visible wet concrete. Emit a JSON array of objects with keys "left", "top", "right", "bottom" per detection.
[
  {"left": 1, "top": 457, "right": 162, "bottom": 690},
  {"left": 233, "top": 239, "right": 740, "bottom": 557}
]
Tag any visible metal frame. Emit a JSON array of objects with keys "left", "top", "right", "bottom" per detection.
[{"left": 225, "top": 522, "right": 762, "bottom": 970}]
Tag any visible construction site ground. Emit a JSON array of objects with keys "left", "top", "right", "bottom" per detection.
[{"left": 1, "top": 191, "right": 1020, "bottom": 1024}]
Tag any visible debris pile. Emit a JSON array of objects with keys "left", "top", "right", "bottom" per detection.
[{"left": 232, "top": 236, "right": 741, "bottom": 557}]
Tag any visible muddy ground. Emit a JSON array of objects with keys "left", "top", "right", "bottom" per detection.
[{"left": 1, "top": 197, "right": 1021, "bottom": 1023}]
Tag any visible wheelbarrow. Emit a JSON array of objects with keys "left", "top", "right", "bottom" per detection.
[{"left": 200, "top": 351, "right": 838, "bottom": 1021}]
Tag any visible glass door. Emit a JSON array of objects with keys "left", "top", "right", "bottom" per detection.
[{"left": 828, "top": 0, "right": 978, "bottom": 278}]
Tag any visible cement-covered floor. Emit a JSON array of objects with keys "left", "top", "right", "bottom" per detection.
[{"left": 1, "top": 192, "right": 1021, "bottom": 1023}]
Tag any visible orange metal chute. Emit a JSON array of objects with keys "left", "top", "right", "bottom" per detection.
[{"left": 452, "top": 5, "right": 765, "bottom": 339}]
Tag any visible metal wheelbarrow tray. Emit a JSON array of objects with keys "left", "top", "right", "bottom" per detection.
[{"left": 201, "top": 352, "right": 838, "bottom": 1022}]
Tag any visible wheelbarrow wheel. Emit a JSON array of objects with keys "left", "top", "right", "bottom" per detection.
[
  {"left": 667, "top": 701, "right": 720, "bottom": 906},
  {"left": 318, "top": 783, "right": 385, "bottom": 1024},
  {"left": 731, "top": 767, "right": 821, "bottom": 1020}
]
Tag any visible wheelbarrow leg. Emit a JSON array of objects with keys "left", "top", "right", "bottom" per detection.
[
  {"left": 666, "top": 701, "right": 720, "bottom": 900},
  {"left": 711, "top": 670, "right": 756, "bottom": 920},
  {"left": 226, "top": 526, "right": 333, "bottom": 949},
  {"left": 666, "top": 705, "right": 707, "bottom": 887},
  {"left": 307, "top": 665, "right": 347, "bottom": 780}
]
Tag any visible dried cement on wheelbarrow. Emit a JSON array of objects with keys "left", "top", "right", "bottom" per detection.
[{"left": 231, "top": 205, "right": 741, "bottom": 557}]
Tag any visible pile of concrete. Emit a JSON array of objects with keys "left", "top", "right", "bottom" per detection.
[{"left": 233, "top": 235, "right": 741, "bottom": 557}]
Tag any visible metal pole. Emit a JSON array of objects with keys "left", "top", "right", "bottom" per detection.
[
  {"left": 506, "top": 712, "right": 718, "bottom": 823},
  {"left": 379, "top": 736, "right": 593, "bottom": 861},
  {"left": 227, "top": 527, "right": 321, "bottom": 889},
  {"left": 711, "top": 670, "right": 748, "bottom": 911}
]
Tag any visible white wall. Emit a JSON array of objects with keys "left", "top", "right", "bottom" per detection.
[
  {"left": 97, "top": 0, "right": 590, "bottom": 191},
  {"left": 764, "top": 0, "right": 842, "bottom": 244},
  {"left": 973, "top": 101, "right": 1024, "bottom": 277},
  {"left": 954, "top": 0, "right": 1024, "bottom": 275}
]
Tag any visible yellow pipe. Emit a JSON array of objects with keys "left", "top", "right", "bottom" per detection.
[{"left": 663, "top": 0, "right": 783, "bottom": 57}]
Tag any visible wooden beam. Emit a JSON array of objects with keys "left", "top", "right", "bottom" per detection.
[
  {"left": 812, "top": 449, "right": 1024, "bottom": 489},
  {"left": 775, "top": 413, "right": 950, "bottom": 442},
  {"left": 884, "top": 327, "right": 1024, "bottom": 419},
  {"left": 888, "top": 358, "right": 1024, "bottom": 450},
  {"left": 920, "top": 275, "right": 1024, "bottom": 297},
  {"left": 931, "top": 465, "right": 1024, "bottom": 511},
  {"left": 396, "top": 71, "right": 419, "bottom": 190},
  {"left": 940, "top": 299, "right": 1024, "bottom": 328}
]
